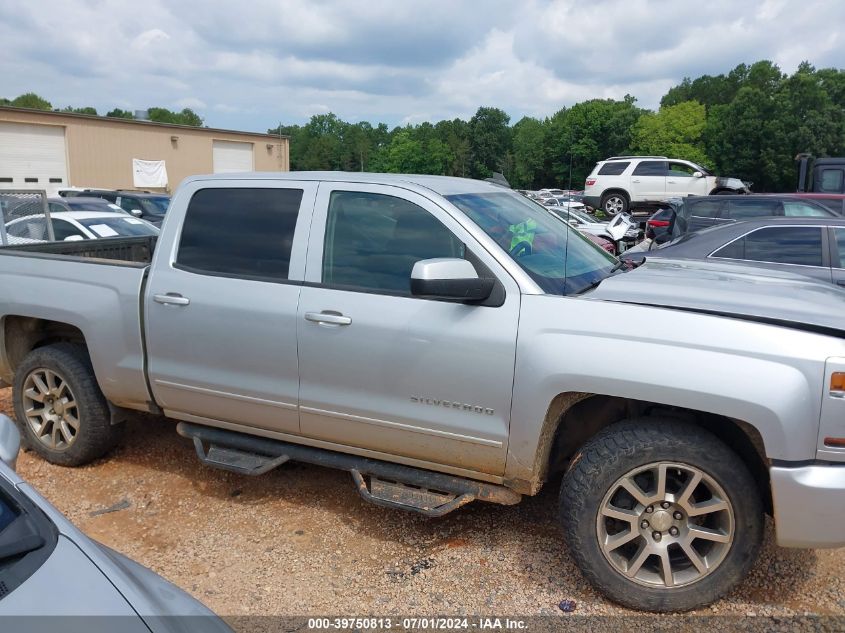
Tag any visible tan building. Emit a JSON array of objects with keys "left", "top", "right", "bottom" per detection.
[{"left": 0, "top": 106, "right": 289, "bottom": 196}]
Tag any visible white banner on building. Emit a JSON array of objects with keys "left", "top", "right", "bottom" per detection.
[{"left": 132, "top": 159, "right": 168, "bottom": 188}]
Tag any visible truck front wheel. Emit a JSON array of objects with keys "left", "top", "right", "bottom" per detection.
[
  {"left": 559, "top": 419, "right": 762, "bottom": 612},
  {"left": 12, "top": 343, "right": 123, "bottom": 466}
]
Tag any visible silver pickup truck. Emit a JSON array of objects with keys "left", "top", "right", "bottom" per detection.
[{"left": 1, "top": 172, "right": 844, "bottom": 612}]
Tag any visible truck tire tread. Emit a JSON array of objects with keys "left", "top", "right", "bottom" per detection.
[
  {"left": 12, "top": 343, "right": 122, "bottom": 467},
  {"left": 559, "top": 418, "right": 763, "bottom": 612}
]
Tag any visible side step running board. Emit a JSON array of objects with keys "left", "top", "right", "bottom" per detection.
[{"left": 177, "top": 422, "right": 521, "bottom": 517}]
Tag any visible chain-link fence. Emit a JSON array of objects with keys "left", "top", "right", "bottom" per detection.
[{"left": 0, "top": 190, "right": 54, "bottom": 246}]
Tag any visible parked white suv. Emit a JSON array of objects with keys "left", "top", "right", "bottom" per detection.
[{"left": 584, "top": 156, "right": 750, "bottom": 215}]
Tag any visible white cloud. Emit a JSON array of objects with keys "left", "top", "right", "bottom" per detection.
[
  {"left": 174, "top": 97, "right": 207, "bottom": 110},
  {"left": 0, "top": 0, "right": 843, "bottom": 131}
]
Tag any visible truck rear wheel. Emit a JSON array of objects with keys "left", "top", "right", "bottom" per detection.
[
  {"left": 12, "top": 343, "right": 123, "bottom": 466},
  {"left": 559, "top": 418, "right": 762, "bottom": 612}
]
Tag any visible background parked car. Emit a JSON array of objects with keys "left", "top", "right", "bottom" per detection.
[
  {"left": 583, "top": 156, "right": 750, "bottom": 216},
  {"left": 47, "top": 196, "right": 127, "bottom": 215},
  {"left": 645, "top": 207, "right": 675, "bottom": 241},
  {"left": 0, "top": 414, "right": 232, "bottom": 631},
  {"left": 63, "top": 189, "right": 170, "bottom": 226},
  {"left": 545, "top": 206, "right": 639, "bottom": 253},
  {"left": 5, "top": 211, "right": 159, "bottom": 242},
  {"left": 623, "top": 217, "right": 845, "bottom": 286},
  {"left": 667, "top": 194, "right": 839, "bottom": 240}
]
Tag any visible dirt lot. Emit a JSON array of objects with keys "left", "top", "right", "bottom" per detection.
[{"left": 1, "top": 386, "right": 844, "bottom": 623}]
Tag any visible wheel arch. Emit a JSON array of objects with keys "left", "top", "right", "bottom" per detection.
[
  {"left": 530, "top": 393, "right": 771, "bottom": 513},
  {"left": 1, "top": 315, "right": 89, "bottom": 383},
  {"left": 709, "top": 187, "right": 741, "bottom": 195},
  {"left": 600, "top": 188, "right": 630, "bottom": 202}
]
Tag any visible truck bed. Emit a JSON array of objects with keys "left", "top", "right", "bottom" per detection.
[
  {"left": 0, "top": 235, "right": 154, "bottom": 410},
  {"left": 0, "top": 236, "right": 156, "bottom": 265}
]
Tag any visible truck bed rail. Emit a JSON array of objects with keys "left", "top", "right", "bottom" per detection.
[{"left": 0, "top": 235, "right": 157, "bottom": 264}]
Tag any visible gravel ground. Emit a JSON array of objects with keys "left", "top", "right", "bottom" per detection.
[{"left": 1, "top": 386, "right": 844, "bottom": 627}]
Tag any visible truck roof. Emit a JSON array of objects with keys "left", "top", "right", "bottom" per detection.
[{"left": 182, "top": 171, "right": 507, "bottom": 196}]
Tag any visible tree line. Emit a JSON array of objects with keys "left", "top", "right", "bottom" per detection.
[
  {"left": 269, "top": 61, "right": 845, "bottom": 193},
  {"left": 1, "top": 92, "right": 204, "bottom": 127},
  {"left": 4, "top": 60, "right": 844, "bottom": 192}
]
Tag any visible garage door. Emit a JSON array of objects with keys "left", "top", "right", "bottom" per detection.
[
  {"left": 0, "top": 122, "right": 68, "bottom": 196},
  {"left": 212, "top": 140, "right": 254, "bottom": 173}
]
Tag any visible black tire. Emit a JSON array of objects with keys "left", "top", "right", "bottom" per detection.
[
  {"left": 12, "top": 343, "right": 123, "bottom": 466},
  {"left": 600, "top": 192, "right": 629, "bottom": 215},
  {"left": 559, "top": 418, "right": 763, "bottom": 612}
]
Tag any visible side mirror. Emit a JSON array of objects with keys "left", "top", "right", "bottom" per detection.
[
  {"left": 64, "top": 235, "right": 84, "bottom": 242},
  {"left": 693, "top": 171, "right": 703, "bottom": 178},
  {"left": 568, "top": 219, "right": 580, "bottom": 227},
  {"left": 0, "top": 414, "right": 21, "bottom": 471},
  {"left": 411, "top": 258, "right": 494, "bottom": 302},
  {"left": 130, "top": 209, "right": 142, "bottom": 217}
]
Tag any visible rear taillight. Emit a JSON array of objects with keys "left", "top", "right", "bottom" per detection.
[
  {"left": 585, "top": 179, "right": 596, "bottom": 186},
  {"left": 648, "top": 219, "right": 670, "bottom": 228}
]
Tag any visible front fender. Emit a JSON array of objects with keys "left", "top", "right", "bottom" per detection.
[{"left": 506, "top": 294, "right": 839, "bottom": 485}]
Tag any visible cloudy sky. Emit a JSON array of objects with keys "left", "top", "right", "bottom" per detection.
[{"left": 1, "top": 0, "right": 843, "bottom": 132}]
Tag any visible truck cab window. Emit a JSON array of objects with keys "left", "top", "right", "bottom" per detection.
[
  {"left": 819, "top": 169, "right": 844, "bottom": 193},
  {"left": 322, "top": 191, "right": 463, "bottom": 294},
  {"left": 177, "top": 187, "right": 303, "bottom": 280}
]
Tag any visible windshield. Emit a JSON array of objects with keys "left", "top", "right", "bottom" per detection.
[
  {"left": 569, "top": 209, "right": 595, "bottom": 224},
  {"left": 78, "top": 216, "right": 158, "bottom": 237},
  {"left": 67, "top": 201, "right": 117, "bottom": 212},
  {"left": 445, "top": 191, "right": 615, "bottom": 295},
  {"left": 140, "top": 197, "right": 169, "bottom": 216}
]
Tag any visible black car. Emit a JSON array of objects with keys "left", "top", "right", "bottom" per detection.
[
  {"left": 645, "top": 207, "right": 674, "bottom": 241},
  {"left": 62, "top": 189, "right": 170, "bottom": 226},
  {"left": 623, "top": 216, "right": 845, "bottom": 286},
  {"left": 666, "top": 194, "right": 838, "bottom": 241}
]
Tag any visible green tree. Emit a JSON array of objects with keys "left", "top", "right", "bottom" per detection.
[
  {"left": 106, "top": 108, "right": 135, "bottom": 119},
  {"left": 511, "top": 116, "right": 547, "bottom": 188},
  {"left": 468, "top": 107, "right": 511, "bottom": 179},
  {"left": 434, "top": 118, "right": 471, "bottom": 176},
  {"left": 547, "top": 97, "right": 642, "bottom": 188},
  {"left": 147, "top": 107, "right": 203, "bottom": 126},
  {"left": 10, "top": 92, "right": 52, "bottom": 110},
  {"left": 630, "top": 101, "right": 709, "bottom": 166},
  {"left": 59, "top": 106, "right": 98, "bottom": 115},
  {"left": 383, "top": 130, "right": 426, "bottom": 173}
]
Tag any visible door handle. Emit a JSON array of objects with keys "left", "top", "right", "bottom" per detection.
[
  {"left": 305, "top": 311, "right": 351, "bottom": 326},
  {"left": 631, "top": 179, "right": 640, "bottom": 183},
  {"left": 153, "top": 293, "right": 190, "bottom": 306},
  {"left": 837, "top": 280, "right": 845, "bottom": 287},
  {"left": 667, "top": 180, "right": 676, "bottom": 184}
]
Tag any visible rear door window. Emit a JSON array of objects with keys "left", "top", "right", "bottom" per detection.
[
  {"left": 712, "top": 226, "right": 824, "bottom": 266},
  {"left": 598, "top": 162, "right": 629, "bottom": 176},
  {"left": 679, "top": 199, "right": 724, "bottom": 233},
  {"left": 632, "top": 161, "right": 667, "bottom": 176},
  {"left": 783, "top": 201, "right": 836, "bottom": 217},
  {"left": 724, "top": 199, "right": 781, "bottom": 219},
  {"left": 177, "top": 188, "right": 304, "bottom": 281}
]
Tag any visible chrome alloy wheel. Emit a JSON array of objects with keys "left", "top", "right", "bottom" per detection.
[
  {"left": 596, "top": 462, "right": 734, "bottom": 589},
  {"left": 604, "top": 195, "right": 625, "bottom": 214},
  {"left": 22, "top": 368, "right": 80, "bottom": 451}
]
